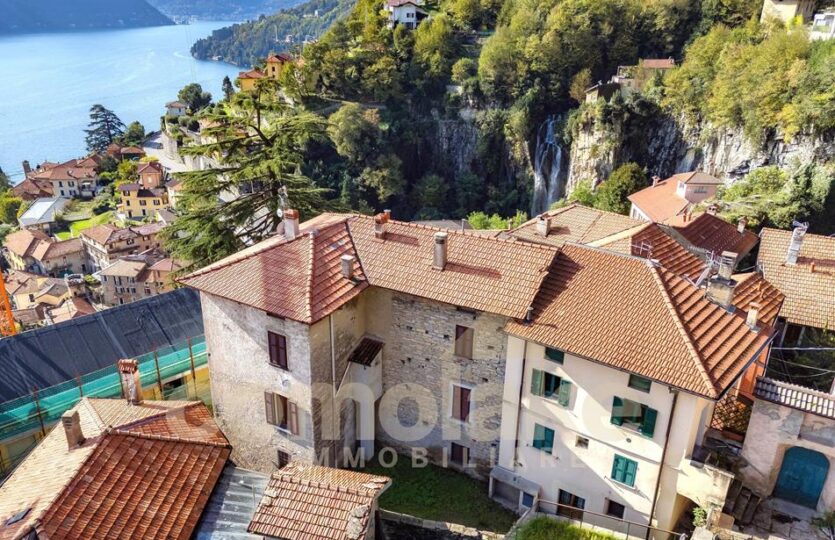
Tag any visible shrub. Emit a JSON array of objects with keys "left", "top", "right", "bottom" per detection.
[{"left": 517, "top": 516, "right": 618, "bottom": 540}]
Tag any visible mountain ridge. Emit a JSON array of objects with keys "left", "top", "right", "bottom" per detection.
[{"left": 0, "top": 0, "right": 173, "bottom": 34}]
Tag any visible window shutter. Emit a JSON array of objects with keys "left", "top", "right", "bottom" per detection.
[
  {"left": 641, "top": 407, "right": 658, "bottom": 438},
  {"left": 288, "top": 401, "right": 299, "bottom": 435},
  {"left": 452, "top": 386, "right": 462, "bottom": 420},
  {"left": 278, "top": 334, "right": 288, "bottom": 369},
  {"left": 558, "top": 380, "right": 572, "bottom": 407},
  {"left": 612, "top": 455, "right": 624, "bottom": 481},
  {"left": 544, "top": 427, "right": 555, "bottom": 452},
  {"left": 264, "top": 392, "right": 276, "bottom": 425},
  {"left": 461, "top": 387, "right": 471, "bottom": 422},
  {"left": 611, "top": 396, "right": 624, "bottom": 425},
  {"left": 531, "top": 369, "right": 543, "bottom": 396},
  {"left": 533, "top": 424, "right": 544, "bottom": 448},
  {"left": 625, "top": 459, "right": 638, "bottom": 487}
]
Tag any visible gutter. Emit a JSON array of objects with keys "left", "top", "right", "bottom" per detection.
[
  {"left": 511, "top": 339, "right": 528, "bottom": 466},
  {"left": 329, "top": 313, "right": 338, "bottom": 467},
  {"left": 647, "top": 389, "right": 678, "bottom": 539}
]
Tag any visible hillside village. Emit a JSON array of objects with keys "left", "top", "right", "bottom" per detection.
[{"left": 0, "top": 0, "right": 834, "bottom": 539}]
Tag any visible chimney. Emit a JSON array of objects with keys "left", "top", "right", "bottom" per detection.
[
  {"left": 61, "top": 410, "right": 85, "bottom": 449},
  {"left": 433, "top": 232, "right": 448, "bottom": 270},
  {"left": 652, "top": 175, "right": 661, "bottom": 187},
  {"left": 737, "top": 216, "right": 748, "bottom": 234},
  {"left": 707, "top": 204, "right": 719, "bottom": 216},
  {"left": 383, "top": 209, "right": 391, "bottom": 221},
  {"left": 374, "top": 212, "right": 388, "bottom": 239},
  {"left": 536, "top": 214, "right": 550, "bottom": 237},
  {"left": 341, "top": 254, "right": 355, "bottom": 280},
  {"left": 786, "top": 222, "right": 808, "bottom": 265},
  {"left": 118, "top": 358, "right": 143, "bottom": 405},
  {"left": 22, "top": 160, "right": 31, "bottom": 174},
  {"left": 718, "top": 251, "right": 737, "bottom": 280},
  {"left": 706, "top": 274, "right": 737, "bottom": 310},
  {"left": 746, "top": 302, "right": 761, "bottom": 330},
  {"left": 284, "top": 209, "right": 300, "bottom": 241}
]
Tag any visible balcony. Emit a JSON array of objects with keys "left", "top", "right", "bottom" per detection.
[{"left": 677, "top": 441, "right": 737, "bottom": 511}]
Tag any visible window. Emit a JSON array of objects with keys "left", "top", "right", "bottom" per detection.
[
  {"left": 606, "top": 500, "right": 626, "bottom": 519},
  {"left": 264, "top": 391, "right": 299, "bottom": 434},
  {"left": 144, "top": 287, "right": 151, "bottom": 295},
  {"left": 522, "top": 492, "right": 535, "bottom": 508},
  {"left": 451, "top": 384, "right": 471, "bottom": 422},
  {"left": 530, "top": 369, "right": 571, "bottom": 407},
  {"left": 611, "top": 454, "right": 638, "bottom": 487},
  {"left": 611, "top": 397, "right": 657, "bottom": 437},
  {"left": 628, "top": 374, "right": 652, "bottom": 393},
  {"left": 268, "top": 332, "right": 288, "bottom": 369},
  {"left": 454, "top": 325, "right": 474, "bottom": 358},
  {"left": 545, "top": 347, "right": 564, "bottom": 363},
  {"left": 277, "top": 450, "right": 291, "bottom": 469},
  {"left": 575, "top": 436, "right": 589, "bottom": 449},
  {"left": 557, "top": 490, "right": 585, "bottom": 520},
  {"left": 153, "top": 200, "right": 160, "bottom": 205},
  {"left": 450, "top": 442, "right": 469, "bottom": 466},
  {"left": 532, "top": 423, "right": 554, "bottom": 453}
]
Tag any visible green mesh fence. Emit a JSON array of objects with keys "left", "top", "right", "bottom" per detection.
[{"left": 0, "top": 336, "right": 208, "bottom": 442}]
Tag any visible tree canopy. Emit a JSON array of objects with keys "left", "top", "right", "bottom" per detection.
[
  {"left": 84, "top": 104, "right": 125, "bottom": 153},
  {"left": 178, "top": 83, "right": 213, "bottom": 112}
]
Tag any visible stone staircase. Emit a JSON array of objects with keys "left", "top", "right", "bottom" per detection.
[{"left": 723, "top": 479, "right": 762, "bottom": 527}]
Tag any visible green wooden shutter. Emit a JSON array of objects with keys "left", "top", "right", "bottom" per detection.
[
  {"left": 531, "top": 369, "right": 543, "bottom": 396},
  {"left": 544, "top": 426, "right": 554, "bottom": 453},
  {"left": 641, "top": 407, "right": 658, "bottom": 438},
  {"left": 612, "top": 455, "right": 637, "bottom": 487},
  {"left": 558, "top": 380, "right": 572, "bottom": 407},
  {"left": 545, "top": 347, "right": 564, "bottom": 363},
  {"left": 611, "top": 455, "right": 624, "bottom": 481},
  {"left": 533, "top": 424, "right": 545, "bottom": 448},
  {"left": 624, "top": 459, "right": 638, "bottom": 487},
  {"left": 611, "top": 396, "right": 623, "bottom": 425}
]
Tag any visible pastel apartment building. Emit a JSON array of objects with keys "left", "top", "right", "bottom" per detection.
[
  {"left": 180, "top": 206, "right": 781, "bottom": 533},
  {"left": 25, "top": 155, "right": 101, "bottom": 199},
  {"left": 118, "top": 162, "right": 170, "bottom": 220},
  {"left": 4, "top": 229, "right": 86, "bottom": 276},
  {"left": 99, "top": 250, "right": 180, "bottom": 306},
  {"left": 81, "top": 222, "right": 165, "bottom": 271}
]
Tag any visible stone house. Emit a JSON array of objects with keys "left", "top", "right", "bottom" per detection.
[
  {"left": 181, "top": 210, "right": 556, "bottom": 475},
  {"left": 99, "top": 249, "right": 178, "bottom": 306},
  {"left": 760, "top": 0, "right": 816, "bottom": 23},
  {"left": 81, "top": 222, "right": 165, "bottom": 272}
]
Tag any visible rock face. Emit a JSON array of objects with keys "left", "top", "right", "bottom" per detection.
[
  {"left": 434, "top": 115, "right": 479, "bottom": 180},
  {"left": 565, "top": 110, "right": 835, "bottom": 194}
]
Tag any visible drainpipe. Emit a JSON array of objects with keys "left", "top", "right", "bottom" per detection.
[
  {"left": 329, "top": 314, "right": 338, "bottom": 467},
  {"left": 512, "top": 340, "right": 528, "bottom": 466},
  {"left": 647, "top": 389, "right": 678, "bottom": 540}
]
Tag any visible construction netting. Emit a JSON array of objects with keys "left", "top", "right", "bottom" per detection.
[{"left": 0, "top": 335, "right": 209, "bottom": 474}]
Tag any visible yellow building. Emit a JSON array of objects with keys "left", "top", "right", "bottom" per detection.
[
  {"left": 119, "top": 183, "right": 170, "bottom": 220},
  {"left": 265, "top": 53, "right": 293, "bottom": 80},
  {"left": 237, "top": 68, "right": 266, "bottom": 92}
]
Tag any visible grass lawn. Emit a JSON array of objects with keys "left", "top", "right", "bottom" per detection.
[
  {"left": 517, "top": 516, "right": 618, "bottom": 540},
  {"left": 360, "top": 457, "right": 517, "bottom": 533},
  {"left": 55, "top": 211, "right": 113, "bottom": 240}
]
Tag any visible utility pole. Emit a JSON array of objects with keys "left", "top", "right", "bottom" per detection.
[{"left": 0, "top": 271, "right": 17, "bottom": 337}]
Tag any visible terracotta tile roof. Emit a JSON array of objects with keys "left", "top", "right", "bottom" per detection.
[
  {"left": 641, "top": 58, "right": 676, "bottom": 69},
  {"left": 0, "top": 398, "right": 228, "bottom": 540},
  {"left": 627, "top": 177, "right": 689, "bottom": 223},
  {"left": 238, "top": 69, "right": 266, "bottom": 79},
  {"left": 4, "top": 229, "right": 50, "bottom": 257},
  {"left": 248, "top": 463, "right": 390, "bottom": 540},
  {"left": 591, "top": 223, "right": 707, "bottom": 280},
  {"left": 506, "top": 244, "right": 773, "bottom": 399},
  {"left": 3, "top": 270, "right": 42, "bottom": 296},
  {"left": 81, "top": 223, "right": 126, "bottom": 245},
  {"left": 267, "top": 52, "right": 294, "bottom": 63},
  {"left": 757, "top": 228, "right": 835, "bottom": 328},
  {"left": 731, "top": 272, "right": 784, "bottom": 327},
  {"left": 138, "top": 161, "right": 163, "bottom": 174},
  {"left": 348, "top": 337, "right": 384, "bottom": 366},
  {"left": 182, "top": 213, "right": 557, "bottom": 322},
  {"left": 666, "top": 213, "right": 759, "bottom": 258},
  {"left": 182, "top": 217, "right": 368, "bottom": 324},
  {"left": 508, "top": 203, "right": 642, "bottom": 248},
  {"left": 131, "top": 221, "right": 166, "bottom": 236},
  {"left": 11, "top": 177, "right": 52, "bottom": 200},
  {"left": 32, "top": 237, "right": 83, "bottom": 261},
  {"left": 755, "top": 377, "right": 835, "bottom": 419},
  {"left": 348, "top": 215, "right": 556, "bottom": 318},
  {"left": 48, "top": 297, "right": 96, "bottom": 324}
]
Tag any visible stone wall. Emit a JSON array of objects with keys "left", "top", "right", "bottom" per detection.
[
  {"left": 200, "top": 293, "right": 316, "bottom": 472},
  {"left": 364, "top": 288, "right": 508, "bottom": 479},
  {"left": 738, "top": 398, "right": 835, "bottom": 512}
]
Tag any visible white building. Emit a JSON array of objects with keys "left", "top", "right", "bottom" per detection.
[
  {"left": 385, "top": 0, "right": 428, "bottom": 29},
  {"left": 17, "top": 197, "right": 70, "bottom": 233},
  {"left": 811, "top": 11, "right": 835, "bottom": 40},
  {"left": 165, "top": 100, "right": 188, "bottom": 117},
  {"left": 627, "top": 171, "right": 724, "bottom": 223},
  {"left": 490, "top": 244, "right": 775, "bottom": 532}
]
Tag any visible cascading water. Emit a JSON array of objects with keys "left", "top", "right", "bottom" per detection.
[{"left": 531, "top": 114, "right": 567, "bottom": 215}]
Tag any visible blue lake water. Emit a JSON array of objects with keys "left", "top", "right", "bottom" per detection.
[{"left": 0, "top": 22, "right": 240, "bottom": 181}]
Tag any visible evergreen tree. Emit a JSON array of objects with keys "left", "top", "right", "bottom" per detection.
[
  {"left": 120, "top": 121, "right": 146, "bottom": 146},
  {"left": 162, "top": 87, "right": 330, "bottom": 271},
  {"left": 84, "top": 104, "right": 125, "bottom": 153},
  {"left": 178, "top": 83, "right": 213, "bottom": 112},
  {"left": 222, "top": 76, "right": 235, "bottom": 101},
  {"left": 0, "top": 167, "right": 10, "bottom": 193}
]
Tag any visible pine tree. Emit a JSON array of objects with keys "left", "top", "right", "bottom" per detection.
[
  {"left": 161, "top": 85, "right": 331, "bottom": 271},
  {"left": 222, "top": 76, "right": 235, "bottom": 101},
  {"left": 0, "top": 167, "right": 10, "bottom": 193},
  {"left": 84, "top": 104, "right": 125, "bottom": 153}
]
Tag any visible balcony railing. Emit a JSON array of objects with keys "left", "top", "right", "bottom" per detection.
[{"left": 533, "top": 500, "right": 685, "bottom": 540}]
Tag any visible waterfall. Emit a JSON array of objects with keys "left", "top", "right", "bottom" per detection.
[{"left": 531, "top": 114, "right": 567, "bottom": 215}]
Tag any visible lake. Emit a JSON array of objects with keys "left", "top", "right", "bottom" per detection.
[{"left": 0, "top": 22, "right": 240, "bottom": 181}]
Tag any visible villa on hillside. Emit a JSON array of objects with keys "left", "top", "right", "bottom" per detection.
[
  {"left": 3, "top": 229, "right": 86, "bottom": 276},
  {"left": 386, "top": 0, "right": 428, "bottom": 28}
]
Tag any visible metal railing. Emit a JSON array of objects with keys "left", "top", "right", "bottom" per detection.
[{"left": 534, "top": 500, "right": 686, "bottom": 540}]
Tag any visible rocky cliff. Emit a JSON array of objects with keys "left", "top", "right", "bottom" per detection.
[{"left": 565, "top": 107, "right": 835, "bottom": 194}]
